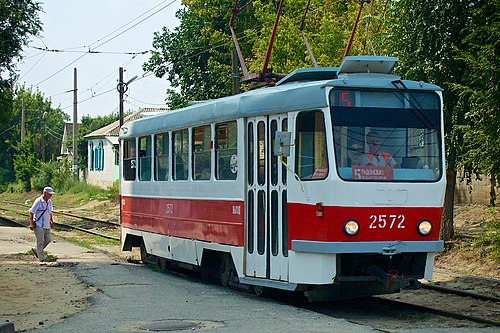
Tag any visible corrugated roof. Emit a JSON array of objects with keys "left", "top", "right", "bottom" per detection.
[{"left": 84, "top": 108, "right": 169, "bottom": 138}]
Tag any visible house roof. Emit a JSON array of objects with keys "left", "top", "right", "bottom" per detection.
[{"left": 84, "top": 108, "right": 169, "bottom": 139}]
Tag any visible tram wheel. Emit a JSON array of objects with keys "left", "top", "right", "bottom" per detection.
[
  {"left": 219, "top": 254, "right": 231, "bottom": 287},
  {"left": 140, "top": 241, "right": 148, "bottom": 264},
  {"left": 252, "top": 285, "right": 268, "bottom": 297}
]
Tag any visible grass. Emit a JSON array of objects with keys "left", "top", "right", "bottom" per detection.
[
  {"left": 472, "top": 207, "right": 500, "bottom": 262},
  {"left": 54, "top": 230, "right": 120, "bottom": 249},
  {"left": 19, "top": 249, "right": 58, "bottom": 262}
]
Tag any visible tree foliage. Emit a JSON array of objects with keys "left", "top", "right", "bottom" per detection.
[
  {"left": 0, "top": 87, "right": 68, "bottom": 189},
  {"left": 451, "top": 1, "right": 500, "bottom": 177},
  {"left": 145, "top": 1, "right": 391, "bottom": 108},
  {"left": 0, "top": 0, "right": 42, "bottom": 123},
  {"left": 13, "top": 137, "right": 40, "bottom": 192}
]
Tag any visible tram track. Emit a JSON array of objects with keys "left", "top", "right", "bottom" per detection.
[
  {"left": 294, "top": 291, "right": 500, "bottom": 330},
  {"left": 0, "top": 199, "right": 119, "bottom": 226},
  {"left": 0, "top": 208, "right": 120, "bottom": 242}
]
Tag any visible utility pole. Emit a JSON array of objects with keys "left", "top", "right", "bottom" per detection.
[
  {"left": 119, "top": 67, "right": 124, "bottom": 128},
  {"left": 117, "top": 68, "right": 137, "bottom": 128},
  {"left": 40, "top": 103, "right": 45, "bottom": 162},
  {"left": 73, "top": 67, "right": 78, "bottom": 180},
  {"left": 21, "top": 94, "right": 25, "bottom": 141},
  {"left": 231, "top": 49, "right": 240, "bottom": 95}
]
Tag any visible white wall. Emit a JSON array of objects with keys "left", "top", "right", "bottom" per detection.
[{"left": 86, "top": 138, "right": 118, "bottom": 188}]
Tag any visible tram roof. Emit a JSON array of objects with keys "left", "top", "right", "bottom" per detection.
[{"left": 121, "top": 57, "right": 442, "bottom": 139}]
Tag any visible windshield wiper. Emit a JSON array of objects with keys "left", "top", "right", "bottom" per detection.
[{"left": 391, "top": 80, "right": 436, "bottom": 129}]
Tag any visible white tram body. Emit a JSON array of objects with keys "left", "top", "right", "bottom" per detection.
[{"left": 120, "top": 56, "right": 445, "bottom": 300}]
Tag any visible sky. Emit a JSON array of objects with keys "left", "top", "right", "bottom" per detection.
[{"left": 16, "top": 0, "right": 182, "bottom": 122}]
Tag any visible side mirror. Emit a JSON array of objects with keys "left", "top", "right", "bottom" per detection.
[{"left": 274, "top": 131, "right": 292, "bottom": 157}]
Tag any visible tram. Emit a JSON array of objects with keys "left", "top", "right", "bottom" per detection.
[{"left": 119, "top": 56, "right": 445, "bottom": 300}]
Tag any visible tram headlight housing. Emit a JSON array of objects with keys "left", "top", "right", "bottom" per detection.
[
  {"left": 343, "top": 220, "right": 359, "bottom": 236},
  {"left": 417, "top": 220, "right": 433, "bottom": 236}
]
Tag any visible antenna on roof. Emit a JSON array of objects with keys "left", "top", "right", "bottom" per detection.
[
  {"left": 343, "top": 0, "right": 371, "bottom": 61},
  {"left": 299, "top": 0, "right": 318, "bottom": 68},
  {"left": 230, "top": 0, "right": 287, "bottom": 88}
]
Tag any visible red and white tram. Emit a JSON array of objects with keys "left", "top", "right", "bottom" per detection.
[{"left": 120, "top": 56, "right": 445, "bottom": 300}]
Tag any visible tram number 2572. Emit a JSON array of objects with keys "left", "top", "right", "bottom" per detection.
[{"left": 369, "top": 214, "right": 405, "bottom": 229}]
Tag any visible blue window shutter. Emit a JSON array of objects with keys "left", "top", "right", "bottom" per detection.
[{"left": 89, "top": 143, "right": 94, "bottom": 171}]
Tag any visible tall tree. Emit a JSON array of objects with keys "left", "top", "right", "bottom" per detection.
[
  {"left": 0, "top": 87, "right": 68, "bottom": 188},
  {"left": 386, "top": 1, "right": 475, "bottom": 240},
  {"left": 451, "top": 1, "right": 500, "bottom": 182},
  {"left": 145, "top": 0, "right": 390, "bottom": 108},
  {"left": 145, "top": 0, "right": 247, "bottom": 109},
  {"left": 0, "top": 0, "right": 42, "bottom": 187},
  {"left": 0, "top": 0, "right": 42, "bottom": 123}
]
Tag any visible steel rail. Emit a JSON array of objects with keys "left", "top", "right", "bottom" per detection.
[
  {"left": 0, "top": 215, "right": 120, "bottom": 242},
  {"left": 0, "top": 199, "right": 119, "bottom": 226},
  {"left": 421, "top": 283, "right": 500, "bottom": 303},
  {"left": 374, "top": 297, "right": 500, "bottom": 327}
]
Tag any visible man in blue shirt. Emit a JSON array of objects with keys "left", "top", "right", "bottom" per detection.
[{"left": 28, "top": 187, "right": 55, "bottom": 261}]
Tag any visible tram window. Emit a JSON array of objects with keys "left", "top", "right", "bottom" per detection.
[
  {"left": 155, "top": 133, "right": 169, "bottom": 181},
  {"left": 282, "top": 190, "right": 288, "bottom": 257},
  {"left": 123, "top": 139, "right": 136, "bottom": 181},
  {"left": 247, "top": 190, "right": 254, "bottom": 254},
  {"left": 257, "top": 190, "right": 265, "bottom": 255},
  {"left": 282, "top": 118, "right": 288, "bottom": 185},
  {"left": 173, "top": 129, "right": 189, "bottom": 180},
  {"left": 330, "top": 89, "right": 442, "bottom": 182},
  {"left": 257, "top": 121, "right": 266, "bottom": 186},
  {"left": 270, "top": 120, "right": 278, "bottom": 186},
  {"left": 271, "top": 190, "right": 278, "bottom": 256},
  {"left": 295, "top": 111, "right": 328, "bottom": 180},
  {"left": 193, "top": 125, "right": 211, "bottom": 180},
  {"left": 216, "top": 121, "right": 237, "bottom": 180},
  {"left": 247, "top": 122, "right": 254, "bottom": 185},
  {"left": 138, "top": 136, "right": 152, "bottom": 181}
]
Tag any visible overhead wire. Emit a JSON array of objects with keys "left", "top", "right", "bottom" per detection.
[{"left": 30, "top": 0, "right": 179, "bottom": 87}]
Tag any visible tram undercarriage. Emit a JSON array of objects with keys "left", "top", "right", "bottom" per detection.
[{"left": 123, "top": 232, "right": 429, "bottom": 302}]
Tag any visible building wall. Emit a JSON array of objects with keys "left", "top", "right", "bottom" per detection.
[
  {"left": 86, "top": 138, "right": 118, "bottom": 188},
  {"left": 455, "top": 171, "right": 498, "bottom": 206}
]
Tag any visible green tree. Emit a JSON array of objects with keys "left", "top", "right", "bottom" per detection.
[
  {"left": 13, "top": 137, "right": 40, "bottom": 192},
  {"left": 0, "top": 0, "right": 42, "bottom": 123},
  {"left": 145, "top": 0, "right": 244, "bottom": 109},
  {"left": 452, "top": 1, "right": 500, "bottom": 182},
  {"left": 0, "top": 87, "right": 68, "bottom": 188},
  {"left": 145, "top": 1, "right": 391, "bottom": 109},
  {"left": 0, "top": 0, "right": 42, "bottom": 189}
]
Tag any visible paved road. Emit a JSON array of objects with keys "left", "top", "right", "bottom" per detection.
[{"left": 1, "top": 224, "right": 498, "bottom": 333}]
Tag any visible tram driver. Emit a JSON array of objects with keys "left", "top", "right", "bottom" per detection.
[{"left": 360, "top": 131, "right": 399, "bottom": 167}]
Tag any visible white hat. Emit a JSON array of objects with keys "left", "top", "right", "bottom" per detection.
[{"left": 43, "top": 187, "right": 54, "bottom": 194}]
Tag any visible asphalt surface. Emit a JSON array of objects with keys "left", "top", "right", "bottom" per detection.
[{"left": 2, "top": 224, "right": 499, "bottom": 333}]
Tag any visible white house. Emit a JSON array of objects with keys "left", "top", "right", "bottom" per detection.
[{"left": 84, "top": 108, "right": 168, "bottom": 188}]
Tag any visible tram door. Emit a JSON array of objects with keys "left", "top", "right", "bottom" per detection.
[{"left": 245, "top": 115, "right": 289, "bottom": 281}]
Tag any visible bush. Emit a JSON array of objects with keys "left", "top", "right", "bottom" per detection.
[
  {"left": 472, "top": 207, "right": 500, "bottom": 262},
  {"left": 31, "top": 160, "right": 72, "bottom": 192}
]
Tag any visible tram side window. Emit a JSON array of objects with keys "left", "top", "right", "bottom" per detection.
[
  {"left": 193, "top": 125, "right": 211, "bottom": 180},
  {"left": 138, "top": 136, "right": 152, "bottom": 181},
  {"left": 216, "top": 121, "right": 237, "bottom": 180},
  {"left": 123, "top": 139, "right": 136, "bottom": 181},
  {"left": 173, "top": 129, "right": 189, "bottom": 180},
  {"left": 155, "top": 132, "right": 169, "bottom": 181},
  {"left": 295, "top": 111, "right": 328, "bottom": 180}
]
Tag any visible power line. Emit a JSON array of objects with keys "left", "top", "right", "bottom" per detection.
[
  {"left": 31, "top": 0, "right": 179, "bottom": 87},
  {"left": 30, "top": 46, "right": 150, "bottom": 55}
]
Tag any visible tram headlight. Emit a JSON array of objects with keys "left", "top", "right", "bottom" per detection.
[
  {"left": 417, "top": 220, "right": 433, "bottom": 236},
  {"left": 343, "top": 220, "right": 359, "bottom": 236}
]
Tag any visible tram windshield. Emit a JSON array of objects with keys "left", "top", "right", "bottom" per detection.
[{"left": 330, "top": 88, "right": 442, "bottom": 182}]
